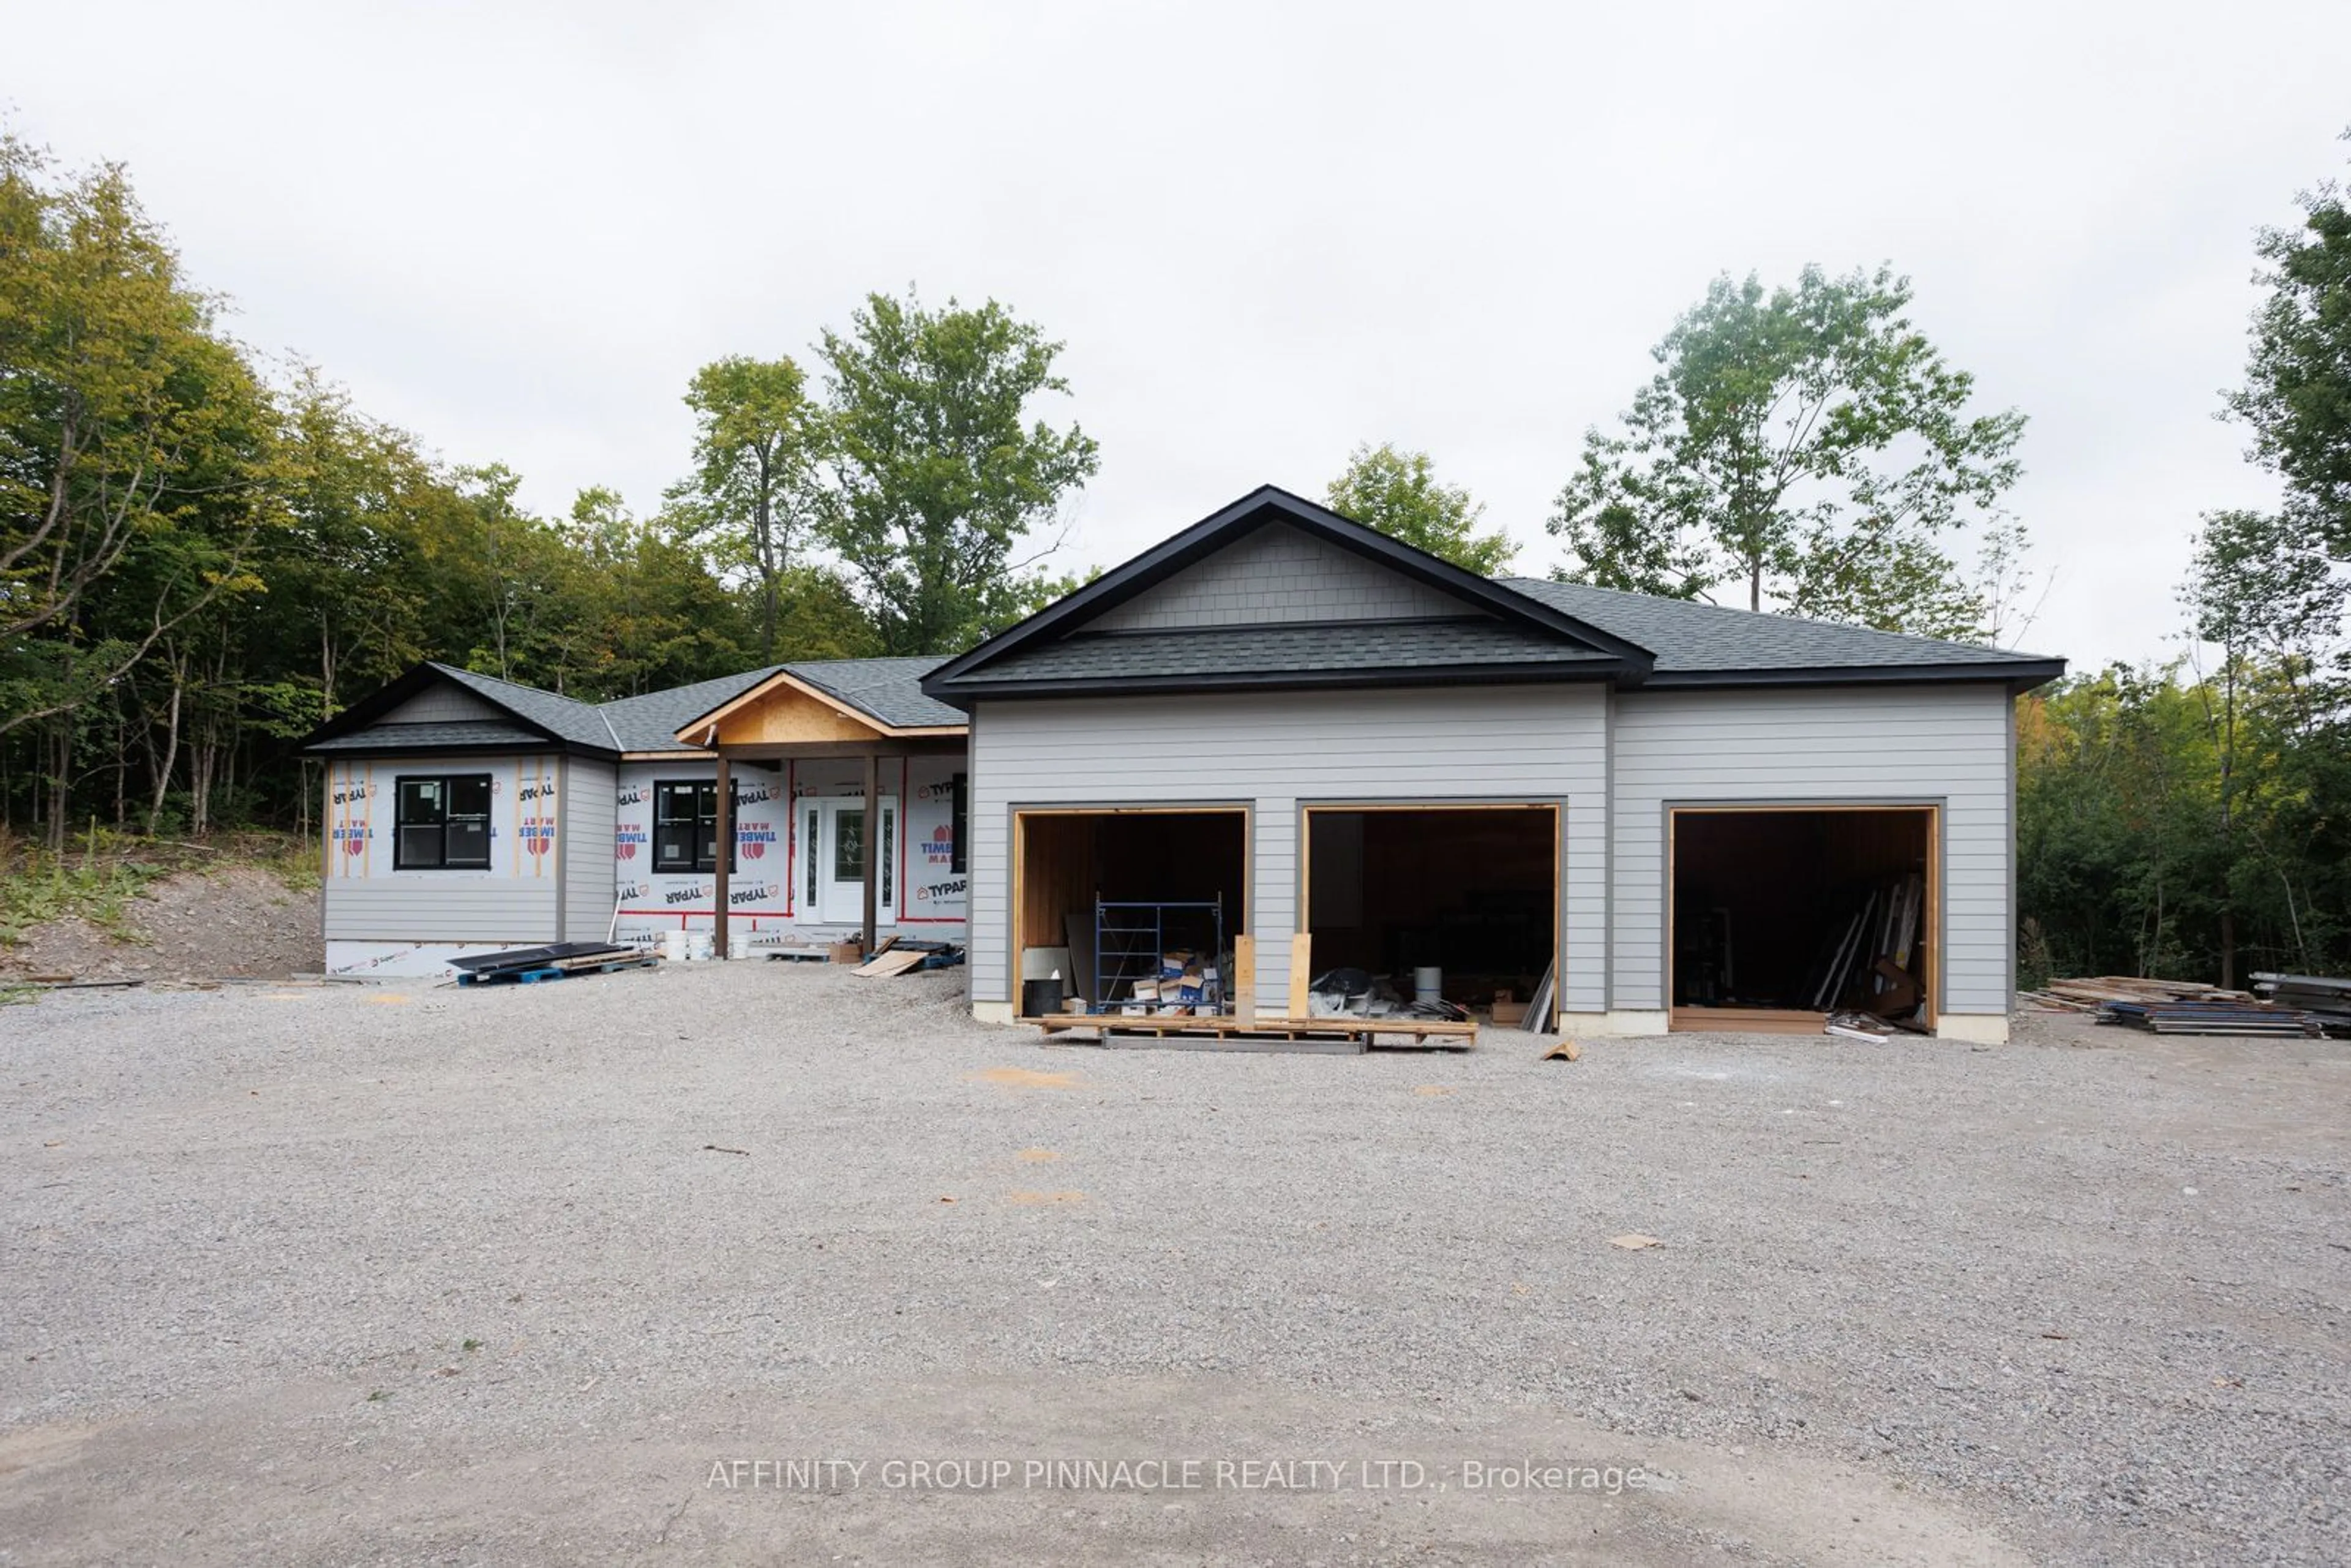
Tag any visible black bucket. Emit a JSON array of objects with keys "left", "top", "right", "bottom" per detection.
[{"left": 1021, "top": 977, "right": 1065, "bottom": 1019}]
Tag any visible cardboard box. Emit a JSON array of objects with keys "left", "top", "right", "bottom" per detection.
[
  {"left": 828, "top": 940, "right": 864, "bottom": 965},
  {"left": 1491, "top": 997, "right": 1528, "bottom": 1026}
]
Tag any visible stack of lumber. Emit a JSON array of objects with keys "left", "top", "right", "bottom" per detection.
[
  {"left": 2025, "top": 976, "right": 2251, "bottom": 1012},
  {"left": 2252, "top": 973, "right": 2351, "bottom": 1038},
  {"left": 2028, "top": 975, "right": 2321, "bottom": 1037}
]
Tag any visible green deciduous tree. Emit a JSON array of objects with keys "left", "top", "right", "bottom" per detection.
[
  {"left": 817, "top": 290, "right": 1099, "bottom": 655},
  {"left": 666, "top": 356, "right": 826, "bottom": 661},
  {"left": 1326, "top": 443, "right": 1514, "bottom": 574},
  {"left": 2225, "top": 132, "right": 2351, "bottom": 556},
  {"left": 0, "top": 135, "right": 279, "bottom": 741},
  {"left": 1548, "top": 265, "right": 2027, "bottom": 637}
]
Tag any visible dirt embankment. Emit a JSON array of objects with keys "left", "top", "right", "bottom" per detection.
[{"left": 2, "top": 863, "right": 320, "bottom": 982}]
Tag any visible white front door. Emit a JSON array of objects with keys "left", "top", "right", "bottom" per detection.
[{"left": 804, "top": 797, "right": 896, "bottom": 926}]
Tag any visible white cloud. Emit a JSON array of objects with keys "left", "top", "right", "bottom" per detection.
[{"left": 14, "top": 0, "right": 2345, "bottom": 667}]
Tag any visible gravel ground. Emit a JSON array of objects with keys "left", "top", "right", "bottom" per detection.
[{"left": 2, "top": 964, "right": 2345, "bottom": 1566}]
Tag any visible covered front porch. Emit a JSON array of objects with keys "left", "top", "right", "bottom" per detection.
[{"left": 670, "top": 664, "right": 969, "bottom": 959}]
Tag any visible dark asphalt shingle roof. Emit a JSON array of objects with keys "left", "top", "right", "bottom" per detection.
[
  {"left": 964, "top": 620, "right": 1615, "bottom": 685},
  {"left": 782, "top": 656, "right": 964, "bottom": 728},
  {"left": 306, "top": 721, "right": 557, "bottom": 753},
  {"left": 1496, "top": 578, "right": 2061, "bottom": 675},
  {"left": 600, "top": 665, "right": 788, "bottom": 751},
  {"left": 428, "top": 663, "right": 620, "bottom": 750},
  {"left": 327, "top": 656, "right": 964, "bottom": 757}
]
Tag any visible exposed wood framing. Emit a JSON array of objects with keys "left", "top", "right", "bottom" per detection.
[{"left": 1665, "top": 803, "right": 1941, "bottom": 1032}]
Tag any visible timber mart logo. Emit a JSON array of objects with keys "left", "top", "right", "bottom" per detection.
[
  {"left": 738, "top": 825, "right": 779, "bottom": 860},
  {"left": 332, "top": 824, "right": 369, "bottom": 855},
  {"left": 617, "top": 827, "right": 648, "bottom": 861},
  {"left": 522, "top": 819, "right": 555, "bottom": 857}
]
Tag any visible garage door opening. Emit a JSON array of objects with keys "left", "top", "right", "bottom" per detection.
[
  {"left": 1304, "top": 805, "right": 1558, "bottom": 1025},
  {"left": 1014, "top": 808, "right": 1248, "bottom": 1016},
  {"left": 1669, "top": 806, "right": 1937, "bottom": 1033}
]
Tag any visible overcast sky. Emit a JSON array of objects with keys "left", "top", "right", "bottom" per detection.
[{"left": 14, "top": 1, "right": 2350, "bottom": 668}]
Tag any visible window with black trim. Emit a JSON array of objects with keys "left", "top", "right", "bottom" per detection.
[
  {"left": 950, "top": 772, "right": 968, "bottom": 875},
  {"left": 653, "top": 780, "right": 735, "bottom": 874},
  {"left": 395, "top": 774, "right": 492, "bottom": 869}
]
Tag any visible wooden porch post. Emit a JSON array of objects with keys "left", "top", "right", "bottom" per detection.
[
  {"left": 713, "top": 752, "right": 732, "bottom": 959},
  {"left": 861, "top": 750, "right": 880, "bottom": 953}
]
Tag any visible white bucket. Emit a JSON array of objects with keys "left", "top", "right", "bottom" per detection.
[
  {"left": 663, "top": 931, "right": 689, "bottom": 963},
  {"left": 688, "top": 931, "right": 714, "bottom": 962},
  {"left": 1413, "top": 966, "right": 1443, "bottom": 1004}
]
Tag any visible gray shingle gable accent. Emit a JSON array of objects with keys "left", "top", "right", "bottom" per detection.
[{"left": 1090, "top": 521, "right": 1469, "bottom": 631}]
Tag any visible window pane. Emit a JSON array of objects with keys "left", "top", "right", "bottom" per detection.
[
  {"left": 950, "top": 773, "right": 968, "bottom": 876},
  {"left": 445, "top": 819, "right": 489, "bottom": 867},
  {"left": 881, "top": 808, "right": 894, "bottom": 907},
  {"left": 834, "top": 809, "right": 864, "bottom": 880},
  {"left": 448, "top": 775, "right": 492, "bottom": 816},
  {"left": 805, "top": 810, "right": 818, "bottom": 902},
  {"left": 398, "top": 779, "right": 444, "bottom": 826},
  {"left": 399, "top": 824, "right": 444, "bottom": 868},
  {"left": 656, "top": 830, "right": 695, "bottom": 871}
]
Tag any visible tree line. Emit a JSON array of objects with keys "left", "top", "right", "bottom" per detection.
[
  {"left": 6, "top": 124, "right": 2347, "bottom": 988},
  {"left": 1, "top": 135, "right": 1099, "bottom": 846}
]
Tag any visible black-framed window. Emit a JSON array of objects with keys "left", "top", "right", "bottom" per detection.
[
  {"left": 950, "top": 772, "right": 968, "bottom": 875},
  {"left": 395, "top": 774, "right": 492, "bottom": 870},
  {"left": 653, "top": 780, "right": 735, "bottom": 874}
]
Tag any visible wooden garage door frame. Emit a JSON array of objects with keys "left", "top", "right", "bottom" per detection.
[
  {"left": 1665, "top": 801, "right": 1941, "bottom": 1033},
  {"left": 1297, "top": 800, "right": 1563, "bottom": 1029},
  {"left": 1009, "top": 803, "right": 1253, "bottom": 1018}
]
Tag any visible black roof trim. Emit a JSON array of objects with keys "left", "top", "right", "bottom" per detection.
[
  {"left": 1639, "top": 659, "right": 2070, "bottom": 694},
  {"left": 299, "top": 662, "right": 618, "bottom": 758},
  {"left": 923, "top": 485, "right": 1655, "bottom": 695},
  {"left": 925, "top": 660, "right": 1626, "bottom": 705}
]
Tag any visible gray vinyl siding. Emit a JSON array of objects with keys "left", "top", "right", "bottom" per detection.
[
  {"left": 561, "top": 757, "right": 618, "bottom": 941},
  {"left": 381, "top": 686, "right": 503, "bottom": 724},
  {"left": 968, "top": 686, "right": 1610, "bottom": 1011},
  {"left": 1608, "top": 685, "right": 2014, "bottom": 1016},
  {"left": 319, "top": 752, "right": 561, "bottom": 943},
  {"left": 1090, "top": 522, "right": 1470, "bottom": 631}
]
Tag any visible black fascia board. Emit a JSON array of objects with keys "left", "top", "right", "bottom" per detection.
[
  {"left": 298, "top": 662, "right": 591, "bottom": 754},
  {"left": 304, "top": 738, "right": 620, "bottom": 760},
  {"left": 920, "top": 485, "right": 1655, "bottom": 696},
  {"left": 1635, "top": 658, "right": 2070, "bottom": 694},
  {"left": 926, "top": 658, "right": 1632, "bottom": 703}
]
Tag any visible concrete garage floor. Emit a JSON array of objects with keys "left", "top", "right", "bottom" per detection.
[{"left": 2, "top": 966, "right": 2345, "bottom": 1566}]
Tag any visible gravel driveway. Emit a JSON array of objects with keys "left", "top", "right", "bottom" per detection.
[{"left": 2, "top": 964, "right": 2345, "bottom": 1565}]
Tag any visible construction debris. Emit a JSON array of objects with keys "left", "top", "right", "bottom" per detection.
[
  {"left": 852, "top": 939, "right": 964, "bottom": 978},
  {"left": 2027, "top": 975, "right": 2324, "bottom": 1037}
]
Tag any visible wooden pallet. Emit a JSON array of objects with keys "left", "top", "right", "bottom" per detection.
[{"left": 1031, "top": 1013, "right": 1477, "bottom": 1049}]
